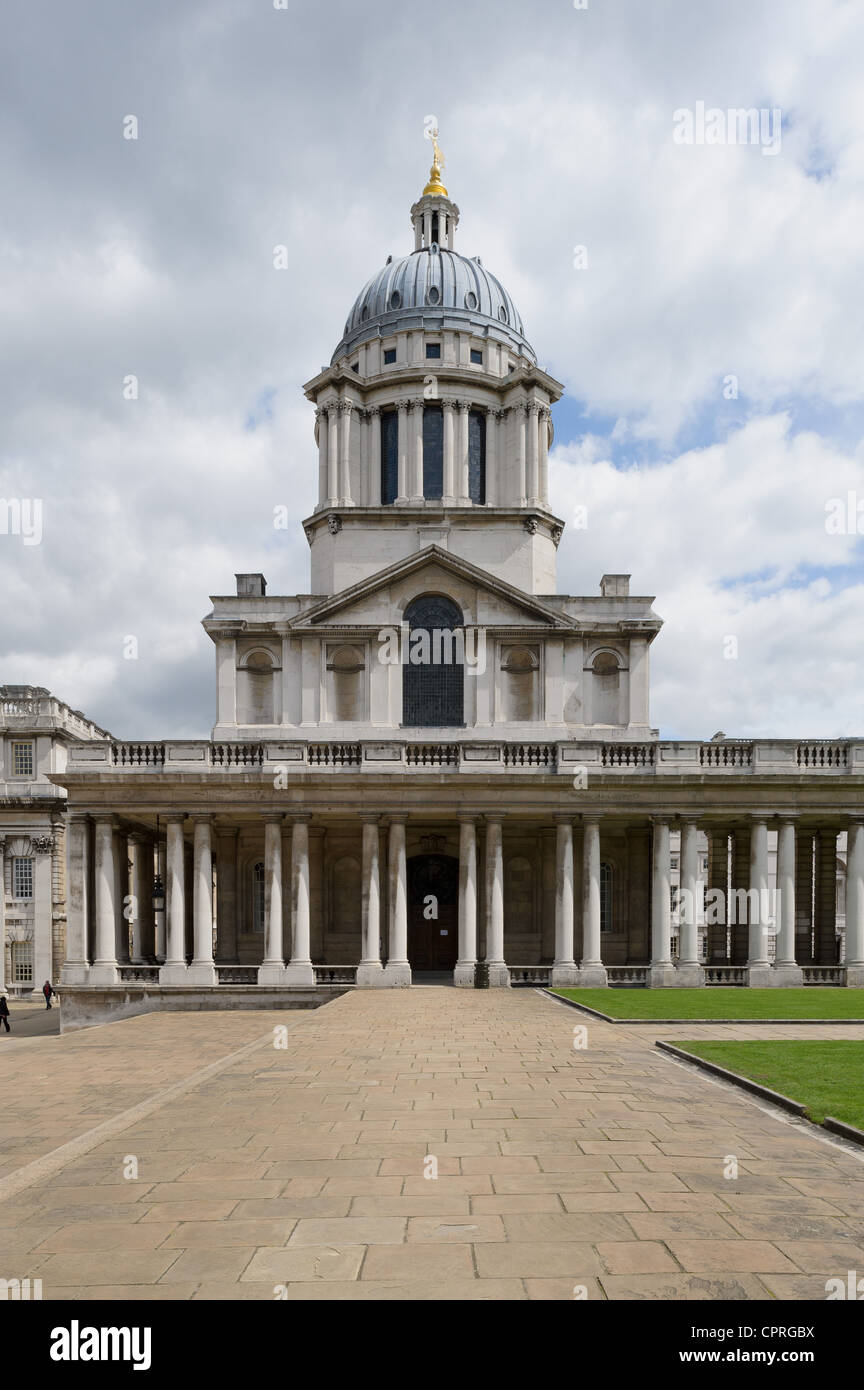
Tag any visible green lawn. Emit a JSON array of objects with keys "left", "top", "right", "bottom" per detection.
[
  {"left": 672, "top": 1041, "right": 864, "bottom": 1132},
  {"left": 550, "top": 987, "right": 864, "bottom": 1020}
]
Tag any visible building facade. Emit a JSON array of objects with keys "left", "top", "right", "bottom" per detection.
[{"left": 52, "top": 151, "right": 864, "bottom": 1022}]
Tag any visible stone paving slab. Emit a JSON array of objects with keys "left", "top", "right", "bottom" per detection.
[{"left": 1, "top": 988, "right": 864, "bottom": 1299}]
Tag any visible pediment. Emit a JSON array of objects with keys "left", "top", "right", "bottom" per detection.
[{"left": 291, "top": 547, "right": 574, "bottom": 631}]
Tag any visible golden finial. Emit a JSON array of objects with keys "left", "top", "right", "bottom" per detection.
[{"left": 423, "top": 122, "right": 448, "bottom": 197}]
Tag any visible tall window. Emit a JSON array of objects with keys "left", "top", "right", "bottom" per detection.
[
  {"left": 381, "top": 409, "right": 398, "bottom": 504},
  {"left": 468, "top": 409, "right": 486, "bottom": 503},
  {"left": 12, "top": 858, "right": 33, "bottom": 899},
  {"left": 600, "top": 862, "right": 613, "bottom": 933},
  {"left": 252, "top": 862, "right": 265, "bottom": 934},
  {"left": 402, "top": 594, "right": 464, "bottom": 728},
  {"left": 11, "top": 741, "right": 34, "bottom": 776},
  {"left": 11, "top": 941, "right": 33, "bottom": 984},
  {"left": 422, "top": 404, "right": 443, "bottom": 499}
]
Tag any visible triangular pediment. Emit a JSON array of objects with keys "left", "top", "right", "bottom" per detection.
[{"left": 291, "top": 547, "right": 575, "bottom": 631}]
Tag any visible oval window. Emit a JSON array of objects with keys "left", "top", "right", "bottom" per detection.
[
  {"left": 498, "top": 305, "right": 508, "bottom": 323},
  {"left": 427, "top": 285, "right": 440, "bottom": 305},
  {"left": 465, "top": 291, "right": 477, "bottom": 310},
  {"left": 361, "top": 305, "right": 369, "bottom": 321},
  {"left": 390, "top": 290, "right": 402, "bottom": 310}
]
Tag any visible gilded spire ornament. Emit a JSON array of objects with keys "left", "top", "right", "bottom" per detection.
[{"left": 423, "top": 124, "right": 448, "bottom": 197}]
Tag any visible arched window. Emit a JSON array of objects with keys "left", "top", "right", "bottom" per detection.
[
  {"left": 591, "top": 650, "right": 622, "bottom": 725},
  {"left": 252, "top": 862, "right": 265, "bottom": 934},
  {"left": 600, "top": 862, "right": 613, "bottom": 933},
  {"left": 402, "top": 594, "right": 464, "bottom": 728},
  {"left": 423, "top": 404, "right": 443, "bottom": 499}
]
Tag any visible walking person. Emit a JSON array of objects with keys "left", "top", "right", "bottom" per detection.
[
  {"left": 0, "top": 996, "right": 9, "bottom": 1033},
  {"left": 43, "top": 979, "right": 56, "bottom": 1009}
]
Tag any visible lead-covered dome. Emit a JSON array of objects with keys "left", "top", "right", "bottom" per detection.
[{"left": 332, "top": 245, "right": 535, "bottom": 366}]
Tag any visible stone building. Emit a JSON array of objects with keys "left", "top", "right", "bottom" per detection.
[
  {"left": 0, "top": 686, "right": 112, "bottom": 996},
  {"left": 52, "top": 150, "right": 864, "bottom": 1023}
]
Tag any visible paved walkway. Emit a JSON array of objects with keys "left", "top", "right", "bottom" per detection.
[{"left": 1, "top": 989, "right": 864, "bottom": 1300}]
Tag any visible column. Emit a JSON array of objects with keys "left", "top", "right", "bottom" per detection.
[
  {"left": 258, "top": 816, "right": 286, "bottom": 984},
  {"left": 368, "top": 407, "right": 382, "bottom": 506},
  {"left": 845, "top": 819, "right": 864, "bottom": 983},
  {"left": 538, "top": 406, "right": 551, "bottom": 505},
  {"left": 184, "top": 816, "right": 215, "bottom": 984},
  {"left": 90, "top": 815, "right": 118, "bottom": 985},
  {"left": 516, "top": 404, "right": 527, "bottom": 504},
  {"left": 160, "top": 815, "right": 188, "bottom": 983},
  {"left": 61, "top": 816, "right": 90, "bottom": 984},
  {"left": 552, "top": 817, "right": 577, "bottom": 986},
  {"left": 746, "top": 818, "right": 771, "bottom": 982},
  {"left": 774, "top": 818, "right": 804, "bottom": 984},
  {"left": 526, "top": 400, "right": 540, "bottom": 502},
  {"left": 395, "top": 401, "right": 409, "bottom": 503},
  {"left": 383, "top": 821, "right": 411, "bottom": 986},
  {"left": 454, "top": 817, "right": 477, "bottom": 986},
  {"left": 649, "top": 818, "right": 676, "bottom": 986},
  {"left": 357, "top": 817, "right": 384, "bottom": 985},
  {"left": 113, "top": 826, "right": 130, "bottom": 965},
  {"left": 484, "top": 819, "right": 509, "bottom": 987},
  {"left": 677, "top": 818, "right": 704, "bottom": 983},
  {"left": 410, "top": 400, "right": 424, "bottom": 501},
  {"left": 457, "top": 401, "right": 470, "bottom": 501},
  {"left": 284, "top": 817, "right": 314, "bottom": 986},
  {"left": 316, "top": 407, "right": 328, "bottom": 510},
  {"left": 485, "top": 411, "right": 498, "bottom": 506},
  {"left": 326, "top": 403, "right": 339, "bottom": 505},
  {"left": 32, "top": 837, "right": 55, "bottom": 993},
  {"left": 154, "top": 834, "right": 166, "bottom": 959},
  {"left": 0, "top": 836, "right": 7, "bottom": 993},
  {"left": 443, "top": 399, "right": 456, "bottom": 501},
  {"left": 339, "top": 400, "right": 353, "bottom": 505},
  {"left": 129, "top": 834, "right": 155, "bottom": 961},
  {"left": 580, "top": 817, "right": 607, "bottom": 985}
]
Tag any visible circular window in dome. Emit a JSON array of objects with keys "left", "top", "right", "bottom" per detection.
[
  {"left": 389, "top": 290, "right": 402, "bottom": 310},
  {"left": 430, "top": 242, "right": 439, "bottom": 255},
  {"left": 498, "top": 305, "right": 508, "bottom": 323},
  {"left": 464, "top": 291, "right": 478, "bottom": 310},
  {"left": 427, "top": 285, "right": 440, "bottom": 305}
]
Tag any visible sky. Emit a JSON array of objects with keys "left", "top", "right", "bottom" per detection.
[{"left": 1, "top": 0, "right": 862, "bottom": 740}]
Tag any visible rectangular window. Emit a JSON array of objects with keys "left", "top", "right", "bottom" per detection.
[
  {"left": 670, "top": 855, "right": 679, "bottom": 870},
  {"left": 11, "top": 741, "right": 34, "bottom": 777},
  {"left": 383, "top": 348, "right": 396, "bottom": 365},
  {"left": 380, "top": 409, "right": 399, "bottom": 505},
  {"left": 425, "top": 343, "right": 441, "bottom": 359},
  {"left": 12, "top": 941, "right": 33, "bottom": 984},
  {"left": 470, "top": 349, "right": 483, "bottom": 365},
  {"left": 468, "top": 409, "right": 486, "bottom": 504},
  {"left": 12, "top": 858, "right": 33, "bottom": 899},
  {"left": 422, "top": 404, "right": 443, "bottom": 499}
]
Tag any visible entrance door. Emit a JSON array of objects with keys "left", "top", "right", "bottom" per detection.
[{"left": 408, "top": 854, "right": 459, "bottom": 970}]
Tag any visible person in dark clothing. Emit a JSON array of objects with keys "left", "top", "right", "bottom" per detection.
[
  {"left": 43, "top": 980, "right": 55, "bottom": 1009},
  {"left": 0, "top": 996, "right": 9, "bottom": 1033}
]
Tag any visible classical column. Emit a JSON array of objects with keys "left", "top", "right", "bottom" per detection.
[
  {"left": 316, "top": 407, "right": 328, "bottom": 510},
  {"left": 774, "top": 818, "right": 804, "bottom": 985},
  {"left": 538, "top": 406, "right": 551, "bottom": 505},
  {"left": 745, "top": 818, "right": 772, "bottom": 984},
  {"left": 442, "top": 399, "right": 456, "bottom": 501},
  {"left": 382, "top": 821, "right": 410, "bottom": 986},
  {"left": 160, "top": 815, "right": 188, "bottom": 984},
  {"left": 485, "top": 410, "right": 499, "bottom": 506},
  {"left": 409, "top": 400, "right": 424, "bottom": 502},
  {"left": 484, "top": 818, "right": 509, "bottom": 987},
  {"left": 649, "top": 818, "right": 676, "bottom": 986},
  {"left": 326, "top": 403, "right": 339, "bottom": 506},
  {"left": 457, "top": 401, "right": 470, "bottom": 501},
  {"left": 677, "top": 818, "right": 704, "bottom": 984},
  {"left": 285, "top": 817, "right": 314, "bottom": 986},
  {"left": 368, "top": 407, "right": 382, "bottom": 506},
  {"left": 258, "top": 815, "right": 286, "bottom": 984},
  {"left": 396, "top": 401, "right": 409, "bottom": 503},
  {"left": 552, "top": 817, "right": 577, "bottom": 986},
  {"left": 845, "top": 819, "right": 864, "bottom": 984},
  {"left": 61, "top": 816, "right": 90, "bottom": 984},
  {"left": 129, "top": 833, "right": 155, "bottom": 961},
  {"left": 90, "top": 815, "right": 118, "bottom": 985},
  {"left": 454, "top": 817, "right": 477, "bottom": 986},
  {"left": 339, "top": 400, "right": 354, "bottom": 505},
  {"left": 526, "top": 400, "right": 540, "bottom": 502},
  {"left": 516, "top": 403, "right": 527, "bottom": 504},
  {"left": 579, "top": 817, "right": 607, "bottom": 985},
  {"left": 184, "top": 816, "right": 215, "bottom": 984},
  {"left": 0, "top": 836, "right": 7, "bottom": 993},
  {"left": 357, "top": 816, "right": 384, "bottom": 986}
]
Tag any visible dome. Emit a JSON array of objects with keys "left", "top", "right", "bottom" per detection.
[{"left": 331, "top": 246, "right": 535, "bottom": 365}]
